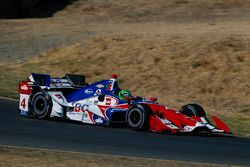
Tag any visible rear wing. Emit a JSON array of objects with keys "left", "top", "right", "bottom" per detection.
[{"left": 27, "top": 73, "right": 87, "bottom": 88}]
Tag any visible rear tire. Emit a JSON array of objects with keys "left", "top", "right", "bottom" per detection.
[
  {"left": 31, "top": 91, "right": 52, "bottom": 119},
  {"left": 126, "top": 104, "right": 149, "bottom": 130},
  {"left": 179, "top": 103, "right": 206, "bottom": 117}
]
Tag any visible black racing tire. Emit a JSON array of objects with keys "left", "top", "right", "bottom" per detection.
[
  {"left": 126, "top": 104, "right": 149, "bottom": 131},
  {"left": 179, "top": 103, "right": 206, "bottom": 117},
  {"left": 31, "top": 91, "right": 52, "bottom": 119}
]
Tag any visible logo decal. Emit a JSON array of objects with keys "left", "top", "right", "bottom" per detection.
[
  {"left": 19, "top": 82, "right": 31, "bottom": 95},
  {"left": 95, "top": 117, "right": 104, "bottom": 124},
  {"left": 94, "top": 89, "right": 102, "bottom": 96},
  {"left": 106, "top": 81, "right": 112, "bottom": 91},
  {"left": 84, "top": 89, "right": 93, "bottom": 94},
  {"left": 106, "top": 97, "right": 111, "bottom": 105},
  {"left": 104, "top": 96, "right": 119, "bottom": 106},
  {"left": 21, "top": 85, "right": 28, "bottom": 91},
  {"left": 96, "top": 84, "right": 104, "bottom": 88},
  {"left": 73, "top": 103, "right": 89, "bottom": 112},
  {"left": 55, "top": 94, "right": 62, "bottom": 99},
  {"left": 55, "top": 79, "right": 63, "bottom": 86}
]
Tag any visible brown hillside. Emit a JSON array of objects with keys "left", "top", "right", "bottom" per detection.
[{"left": 0, "top": 0, "right": 250, "bottom": 135}]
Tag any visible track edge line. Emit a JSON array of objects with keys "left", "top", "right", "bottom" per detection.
[
  {"left": 0, "top": 144, "right": 229, "bottom": 166},
  {"left": 0, "top": 96, "right": 18, "bottom": 102}
]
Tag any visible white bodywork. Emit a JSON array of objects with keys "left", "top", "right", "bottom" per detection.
[{"left": 47, "top": 92, "right": 119, "bottom": 124}]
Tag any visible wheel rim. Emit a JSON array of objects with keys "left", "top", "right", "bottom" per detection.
[
  {"left": 128, "top": 108, "right": 142, "bottom": 127},
  {"left": 34, "top": 97, "right": 46, "bottom": 115},
  {"left": 130, "top": 111, "right": 140, "bottom": 124}
]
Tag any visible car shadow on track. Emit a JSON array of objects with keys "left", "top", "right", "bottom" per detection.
[
  {"left": 171, "top": 132, "right": 235, "bottom": 138},
  {"left": 49, "top": 117, "right": 236, "bottom": 138},
  {"left": 22, "top": 115, "right": 235, "bottom": 138}
]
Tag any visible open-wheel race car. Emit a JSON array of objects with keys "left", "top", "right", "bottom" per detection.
[{"left": 19, "top": 73, "right": 230, "bottom": 134}]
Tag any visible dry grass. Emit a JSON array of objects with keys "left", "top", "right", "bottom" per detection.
[
  {"left": 0, "top": 146, "right": 229, "bottom": 167},
  {"left": 0, "top": 0, "right": 250, "bottom": 136}
]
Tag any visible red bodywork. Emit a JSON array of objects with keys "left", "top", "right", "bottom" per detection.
[{"left": 144, "top": 103, "right": 230, "bottom": 134}]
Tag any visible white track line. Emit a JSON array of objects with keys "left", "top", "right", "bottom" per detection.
[{"left": 0, "top": 96, "right": 18, "bottom": 102}]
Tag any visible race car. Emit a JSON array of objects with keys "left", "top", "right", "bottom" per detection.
[{"left": 19, "top": 73, "right": 231, "bottom": 134}]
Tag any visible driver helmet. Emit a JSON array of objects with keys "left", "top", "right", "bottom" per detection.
[{"left": 118, "top": 89, "right": 131, "bottom": 100}]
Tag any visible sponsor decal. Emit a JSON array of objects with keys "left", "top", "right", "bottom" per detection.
[
  {"left": 19, "top": 110, "right": 28, "bottom": 116},
  {"left": 73, "top": 103, "right": 89, "bottom": 112},
  {"left": 160, "top": 118, "right": 171, "bottom": 125},
  {"left": 183, "top": 126, "right": 195, "bottom": 131},
  {"left": 19, "top": 82, "right": 31, "bottom": 94},
  {"left": 83, "top": 112, "right": 88, "bottom": 118},
  {"left": 73, "top": 103, "right": 81, "bottom": 112},
  {"left": 21, "top": 85, "right": 28, "bottom": 91},
  {"left": 160, "top": 118, "right": 179, "bottom": 129},
  {"left": 68, "top": 112, "right": 82, "bottom": 115},
  {"left": 94, "top": 89, "right": 102, "bottom": 96},
  {"left": 105, "top": 96, "right": 119, "bottom": 106},
  {"left": 84, "top": 89, "right": 94, "bottom": 94},
  {"left": 82, "top": 104, "right": 89, "bottom": 111},
  {"left": 106, "top": 81, "right": 112, "bottom": 91},
  {"left": 111, "top": 108, "right": 127, "bottom": 112},
  {"left": 55, "top": 94, "right": 62, "bottom": 99},
  {"left": 55, "top": 79, "right": 63, "bottom": 86},
  {"left": 96, "top": 84, "right": 104, "bottom": 88},
  {"left": 95, "top": 117, "right": 104, "bottom": 124},
  {"left": 106, "top": 97, "right": 111, "bottom": 106}
]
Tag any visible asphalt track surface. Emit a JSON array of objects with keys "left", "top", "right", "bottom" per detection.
[{"left": 0, "top": 98, "right": 250, "bottom": 166}]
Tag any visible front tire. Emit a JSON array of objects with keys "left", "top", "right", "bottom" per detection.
[
  {"left": 31, "top": 91, "right": 52, "bottom": 119},
  {"left": 179, "top": 103, "right": 206, "bottom": 117},
  {"left": 126, "top": 104, "right": 149, "bottom": 131}
]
